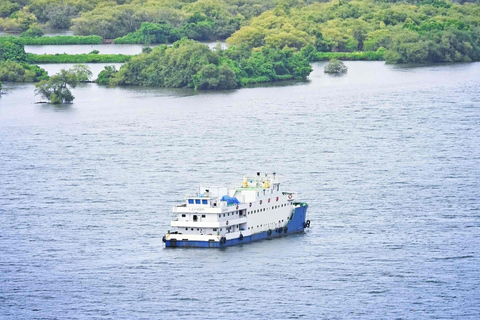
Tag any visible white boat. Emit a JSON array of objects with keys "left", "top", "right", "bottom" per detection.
[{"left": 163, "top": 172, "right": 310, "bottom": 248}]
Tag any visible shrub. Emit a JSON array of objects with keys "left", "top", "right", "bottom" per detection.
[
  {"left": 20, "top": 26, "right": 44, "bottom": 38},
  {"left": 324, "top": 59, "right": 347, "bottom": 74},
  {"left": 28, "top": 53, "right": 131, "bottom": 63},
  {"left": 0, "top": 60, "right": 48, "bottom": 82}
]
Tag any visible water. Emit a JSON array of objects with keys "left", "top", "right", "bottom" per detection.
[
  {"left": 25, "top": 41, "right": 227, "bottom": 55},
  {"left": 1, "top": 61, "right": 479, "bottom": 319}
]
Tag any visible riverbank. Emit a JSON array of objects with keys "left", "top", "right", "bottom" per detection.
[
  {"left": 28, "top": 53, "right": 132, "bottom": 63},
  {"left": 0, "top": 36, "right": 103, "bottom": 45}
]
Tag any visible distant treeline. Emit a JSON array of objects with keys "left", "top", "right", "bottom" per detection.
[{"left": 1, "top": 0, "right": 479, "bottom": 64}]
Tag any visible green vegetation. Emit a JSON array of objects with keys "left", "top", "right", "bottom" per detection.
[
  {"left": 35, "top": 65, "right": 92, "bottom": 103},
  {"left": 1, "top": 0, "right": 479, "bottom": 65},
  {"left": 96, "top": 65, "right": 117, "bottom": 85},
  {"left": 1, "top": 0, "right": 479, "bottom": 93},
  {"left": 228, "top": 0, "right": 480, "bottom": 63},
  {"left": 72, "top": 0, "right": 273, "bottom": 39},
  {"left": 0, "top": 35, "right": 103, "bottom": 45},
  {"left": 21, "top": 26, "right": 44, "bottom": 37},
  {"left": 324, "top": 59, "right": 348, "bottom": 74},
  {"left": 99, "top": 39, "right": 311, "bottom": 89},
  {"left": 0, "top": 60, "right": 48, "bottom": 82},
  {"left": 0, "top": 40, "right": 28, "bottom": 62},
  {"left": 28, "top": 53, "right": 131, "bottom": 63}
]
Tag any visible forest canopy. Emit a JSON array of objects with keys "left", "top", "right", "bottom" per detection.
[
  {"left": 98, "top": 39, "right": 312, "bottom": 89},
  {"left": 1, "top": 0, "right": 478, "bottom": 63}
]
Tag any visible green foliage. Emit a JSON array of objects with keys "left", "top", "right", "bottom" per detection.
[
  {"left": 324, "top": 59, "right": 347, "bottom": 74},
  {"left": 71, "top": 64, "right": 92, "bottom": 82},
  {"left": 114, "top": 22, "right": 182, "bottom": 44},
  {"left": 0, "top": 35, "right": 103, "bottom": 45},
  {"left": 384, "top": 28, "right": 480, "bottom": 63},
  {"left": 315, "top": 49, "right": 386, "bottom": 61},
  {"left": 105, "top": 38, "right": 312, "bottom": 89},
  {"left": 0, "top": 40, "right": 28, "bottom": 62},
  {"left": 193, "top": 63, "right": 238, "bottom": 89},
  {"left": 28, "top": 0, "right": 97, "bottom": 29},
  {"left": 0, "top": 10, "right": 38, "bottom": 32},
  {"left": 21, "top": 26, "right": 45, "bottom": 38},
  {"left": 0, "top": 1, "right": 21, "bottom": 19},
  {"left": 28, "top": 53, "right": 131, "bottom": 63},
  {"left": 226, "top": 0, "right": 480, "bottom": 63},
  {"left": 111, "top": 39, "right": 224, "bottom": 88},
  {"left": 35, "top": 65, "right": 91, "bottom": 103},
  {"left": 96, "top": 65, "right": 118, "bottom": 85},
  {"left": 0, "top": 61, "right": 48, "bottom": 82}
]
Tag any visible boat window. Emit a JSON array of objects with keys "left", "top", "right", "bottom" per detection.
[
  {"left": 202, "top": 215, "right": 206, "bottom": 218},
  {"left": 191, "top": 228, "right": 194, "bottom": 230},
  {"left": 182, "top": 214, "right": 186, "bottom": 217},
  {"left": 277, "top": 185, "right": 279, "bottom": 191},
  {"left": 188, "top": 199, "right": 194, "bottom": 204},
  {"left": 219, "top": 214, "right": 221, "bottom": 218},
  {"left": 185, "top": 228, "right": 188, "bottom": 230},
  {"left": 213, "top": 228, "right": 217, "bottom": 231},
  {"left": 202, "top": 200, "right": 208, "bottom": 205},
  {"left": 195, "top": 199, "right": 201, "bottom": 204},
  {"left": 223, "top": 214, "right": 225, "bottom": 217},
  {"left": 227, "top": 213, "right": 230, "bottom": 216},
  {"left": 193, "top": 215, "right": 198, "bottom": 221}
]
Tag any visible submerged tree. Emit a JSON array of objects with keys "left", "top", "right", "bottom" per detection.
[
  {"left": 34, "top": 65, "right": 91, "bottom": 104},
  {"left": 324, "top": 59, "right": 347, "bottom": 74}
]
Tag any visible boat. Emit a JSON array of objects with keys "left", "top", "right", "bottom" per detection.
[{"left": 163, "top": 172, "right": 310, "bottom": 248}]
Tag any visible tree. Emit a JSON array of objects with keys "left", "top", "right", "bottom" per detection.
[
  {"left": 96, "top": 65, "right": 118, "bottom": 85},
  {"left": 71, "top": 64, "right": 92, "bottom": 82},
  {"left": 0, "top": 61, "right": 48, "bottom": 82},
  {"left": 34, "top": 65, "right": 91, "bottom": 103},
  {"left": 0, "top": 41, "right": 28, "bottom": 62},
  {"left": 21, "top": 26, "right": 44, "bottom": 37},
  {"left": 324, "top": 59, "right": 347, "bottom": 74}
]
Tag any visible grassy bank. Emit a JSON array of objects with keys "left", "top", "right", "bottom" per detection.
[
  {"left": 0, "top": 36, "right": 103, "bottom": 45},
  {"left": 313, "top": 51, "right": 384, "bottom": 61},
  {"left": 28, "top": 53, "right": 132, "bottom": 63}
]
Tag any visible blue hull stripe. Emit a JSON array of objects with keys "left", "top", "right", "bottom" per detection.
[{"left": 165, "top": 205, "right": 308, "bottom": 248}]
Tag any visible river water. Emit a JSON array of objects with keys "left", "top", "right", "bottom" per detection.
[
  {"left": 1, "top": 61, "right": 479, "bottom": 319},
  {"left": 25, "top": 41, "right": 227, "bottom": 55}
]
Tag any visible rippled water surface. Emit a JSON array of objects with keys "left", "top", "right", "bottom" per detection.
[
  {"left": 1, "top": 62, "right": 479, "bottom": 319},
  {"left": 25, "top": 41, "right": 227, "bottom": 55}
]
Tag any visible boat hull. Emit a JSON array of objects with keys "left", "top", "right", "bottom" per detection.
[{"left": 165, "top": 204, "right": 308, "bottom": 248}]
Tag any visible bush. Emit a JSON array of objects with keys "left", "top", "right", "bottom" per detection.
[
  {"left": 35, "top": 65, "right": 92, "bottom": 103},
  {"left": 109, "top": 39, "right": 312, "bottom": 90},
  {"left": 0, "top": 40, "right": 28, "bottom": 62},
  {"left": 28, "top": 53, "right": 131, "bottom": 63},
  {"left": 0, "top": 60, "right": 48, "bottom": 82},
  {"left": 96, "top": 65, "right": 118, "bottom": 85},
  {"left": 20, "top": 26, "right": 44, "bottom": 38},
  {"left": 324, "top": 59, "right": 347, "bottom": 74}
]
